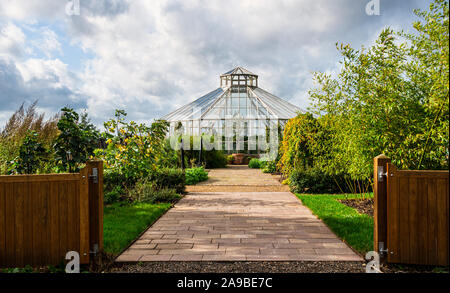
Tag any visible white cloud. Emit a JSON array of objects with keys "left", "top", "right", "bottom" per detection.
[
  {"left": 0, "top": 23, "right": 26, "bottom": 59},
  {"left": 0, "top": 0, "right": 433, "bottom": 127},
  {"left": 32, "top": 28, "right": 62, "bottom": 58}
]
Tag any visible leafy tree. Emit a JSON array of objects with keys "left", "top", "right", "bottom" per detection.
[
  {"left": 278, "top": 113, "right": 319, "bottom": 176},
  {"left": 280, "top": 0, "right": 448, "bottom": 194},
  {"left": 14, "top": 130, "right": 48, "bottom": 174},
  {"left": 95, "top": 110, "right": 171, "bottom": 181},
  {"left": 54, "top": 107, "right": 99, "bottom": 173},
  {"left": 404, "top": 0, "right": 449, "bottom": 169}
]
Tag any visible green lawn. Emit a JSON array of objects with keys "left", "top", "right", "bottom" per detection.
[
  {"left": 103, "top": 202, "right": 172, "bottom": 255},
  {"left": 296, "top": 193, "right": 374, "bottom": 254}
]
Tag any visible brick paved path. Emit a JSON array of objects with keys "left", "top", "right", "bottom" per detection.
[
  {"left": 116, "top": 188, "right": 362, "bottom": 262},
  {"left": 186, "top": 165, "right": 290, "bottom": 192}
]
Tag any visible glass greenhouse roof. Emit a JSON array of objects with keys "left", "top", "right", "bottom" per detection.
[{"left": 161, "top": 67, "right": 302, "bottom": 123}]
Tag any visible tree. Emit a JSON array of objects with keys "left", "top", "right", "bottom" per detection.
[
  {"left": 14, "top": 130, "right": 48, "bottom": 174},
  {"left": 95, "top": 110, "right": 170, "bottom": 181},
  {"left": 54, "top": 107, "right": 99, "bottom": 172}
]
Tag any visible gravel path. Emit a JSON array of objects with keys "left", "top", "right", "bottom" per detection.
[{"left": 109, "top": 261, "right": 366, "bottom": 273}]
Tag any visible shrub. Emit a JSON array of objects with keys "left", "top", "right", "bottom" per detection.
[
  {"left": 104, "top": 169, "right": 137, "bottom": 192},
  {"left": 248, "top": 158, "right": 261, "bottom": 169},
  {"left": 226, "top": 155, "right": 234, "bottom": 165},
  {"left": 14, "top": 130, "right": 48, "bottom": 174},
  {"left": 149, "top": 168, "right": 186, "bottom": 194},
  {"left": 54, "top": 108, "right": 99, "bottom": 173},
  {"left": 289, "top": 168, "right": 347, "bottom": 194},
  {"left": 149, "top": 188, "right": 181, "bottom": 204},
  {"left": 185, "top": 167, "right": 208, "bottom": 185},
  {"left": 204, "top": 150, "right": 228, "bottom": 168},
  {"left": 128, "top": 179, "right": 180, "bottom": 203},
  {"left": 281, "top": 178, "right": 290, "bottom": 185},
  {"left": 97, "top": 110, "right": 170, "bottom": 180},
  {"left": 184, "top": 149, "right": 228, "bottom": 169},
  {"left": 261, "top": 161, "right": 277, "bottom": 173},
  {"left": 104, "top": 185, "right": 124, "bottom": 205}
]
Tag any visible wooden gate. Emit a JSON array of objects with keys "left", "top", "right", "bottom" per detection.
[
  {"left": 374, "top": 155, "right": 449, "bottom": 266},
  {"left": 0, "top": 161, "right": 103, "bottom": 268}
]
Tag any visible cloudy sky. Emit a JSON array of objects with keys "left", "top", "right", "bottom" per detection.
[{"left": 0, "top": 0, "right": 431, "bottom": 127}]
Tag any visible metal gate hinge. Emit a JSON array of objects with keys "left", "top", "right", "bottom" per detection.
[{"left": 90, "top": 243, "right": 99, "bottom": 255}]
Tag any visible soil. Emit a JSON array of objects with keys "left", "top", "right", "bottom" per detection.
[{"left": 339, "top": 198, "right": 374, "bottom": 217}]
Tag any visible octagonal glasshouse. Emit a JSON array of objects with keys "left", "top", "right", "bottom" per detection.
[{"left": 161, "top": 67, "right": 303, "bottom": 154}]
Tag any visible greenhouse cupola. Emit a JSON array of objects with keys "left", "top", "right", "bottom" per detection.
[{"left": 161, "top": 67, "right": 303, "bottom": 153}]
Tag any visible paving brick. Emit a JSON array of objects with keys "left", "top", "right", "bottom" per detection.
[
  {"left": 171, "top": 254, "right": 203, "bottom": 261},
  {"left": 140, "top": 255, "right": 172, "bottom": 261},
  {"left": 117, "top": 187, "right": 361, "bottom": 262},
  {"left": 156, "top": 243, "right": 194, "bottom": 249}
]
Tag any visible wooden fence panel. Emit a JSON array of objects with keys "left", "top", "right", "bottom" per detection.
[
  {"left": 0, "top": 162, "right": 103, "bottom": 268},
  {"left": 384, "top": 162, "right": 449, "bottom": 266}
]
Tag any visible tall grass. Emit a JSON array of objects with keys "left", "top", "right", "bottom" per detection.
[{"left": 0, "top": 101, "right": 59, "bottom": 174}]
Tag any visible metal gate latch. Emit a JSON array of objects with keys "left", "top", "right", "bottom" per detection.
[
  {"left": 89, "top": 168, "right": 98, "bottom": 184},
  {"left": 378, "top": 242, "right": 389, "bottom": 255},
  {"left": 377, "top": 166, "right": 387, "bottom": 182}
]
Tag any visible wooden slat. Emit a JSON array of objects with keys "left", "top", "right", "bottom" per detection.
[
  {"left": 23, "top": 182, "right": 33, "bottom": 267},
  {"left": 373, "top": 155, "right": 390, "bottom": 253},
  {"left": 59, "top": 181, "right": 68, "bottom": 264},
  {"left": 427, "top": 178, "right": 438, "bottom": 265},
  {"left": 49, "top": 181, "right": 60, "bottom": 264},
  {"left": 79, "top": 168, "right": 90, "bottom": 264},
  {"left": 393, "top": 170, "right": 449, "bottom": 178},
  {"left": 98, "top": 162, "right": 104, "bottom": 251},
  {"left": 5, "top": 182, "right": 15, "bottom": 267},
  {"left": 87, "top": 161, "right": 104, "bottom": 255},
  {"left": 14, "top": 182, "right": 25, "bottom": 267},
  {"left": 408, "top": 177, "right": 418, "bottom": 264},
  {"left": 31, "top": 181, "right": 40, "bottom": 266},
  {"left": 436, "top": 178, "right": 449, "bottom": 266},
  {"left": 0, "top": 174, "right": 80, "bottom": 182},
  {"left": 398, "top": 176, "right": 410, "bottom": 263},
  {"left": 65, "top": 179, "right": 78, "bottom": 256},
  {"left": 0, "top": 182, "right": 5, "bottom": 266},
  {"left": 41, "top": 181, "right": 51, "bottom": 265},
  {"left": 417, "top": 179, "right": 428, "bottom": 264},
  {"left": 387, "top": 163, "right": 399, "bottom": 263}
]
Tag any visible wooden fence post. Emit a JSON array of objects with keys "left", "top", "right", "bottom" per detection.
[
  {"left": 373, "top": 154, "right": 391, "bottom": 256},
  {"left": 86, "top": 161, "right": 104, "bottom": 255}
]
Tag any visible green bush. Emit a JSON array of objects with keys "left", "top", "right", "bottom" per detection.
[
  {"left": 289, "top": 168, "right": 349, "bottom": 194},
  {"left": 261, "top": 161, "right": 277, "bottom": 173},
  {"left": 248, "top": 158, "right": 261, "bottom": 169},
  {"left": 104, "top": 185, "right": 124, "bottom": 205},
  {"left": 184, "top": 149, "right": 228, "bottom": 169},
  {"left": 104, "top": 169, "right": 138, "bottom": 192},
  {"left": 149, "top": 188, "right": 181, "bottom": 204},
  {"left": 226, "top": 155, "right": 234, "bottom": 165},
  {"left": 204, "top": 150, "right": 228, "bottom": 168},
  {"left": 149, "top": 168, "right": 186, "bottom": 194},
  {"left": 185, "top": 167, "right": 208, "bottom": 185},
  {"left": 128, "top": 180, "right": 180, "bottom": 203}
]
